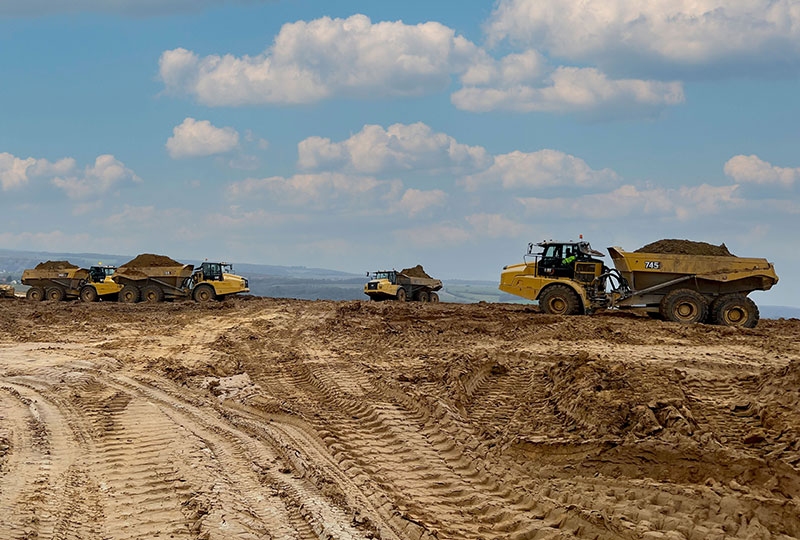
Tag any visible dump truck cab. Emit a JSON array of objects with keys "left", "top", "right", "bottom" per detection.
[
  {"left": 191, "top": 262, "right": 249, "bottom": 302},
  {"left": 365, "top": 271, "right": 400, "bottom": 300},
  {"left": 80, "top": 265, "right": 123, "bottom": 302},
  {"left": 500, "top": 240, "right": 607, "bottom": 315}
]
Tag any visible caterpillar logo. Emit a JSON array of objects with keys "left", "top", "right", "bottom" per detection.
[{"left": 645, "top": 261, "right": 661, "bottom": 270}]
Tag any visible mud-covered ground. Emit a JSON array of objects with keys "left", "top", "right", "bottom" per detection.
[{"left": 0, "top": 297, "right": 799, "bottom": 540}]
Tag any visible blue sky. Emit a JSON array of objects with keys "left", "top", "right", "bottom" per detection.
[{"left": 1, "top": 0, "right": 798, "bottom": 306}]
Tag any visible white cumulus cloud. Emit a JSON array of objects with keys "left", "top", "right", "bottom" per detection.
[
  {"left": 453, "top": 65, "right": 684, "bottom": 114},
  {"left": 228, "top": 172, "right": 401, "bottom": 210},
  {"left": 159, "top": 15, "right": 479, "bottom": 106},
  {"left": 166, "top": 117, "right": 240, "bottom": 159},
  {"left": 485, "top": 0, "right": 800, "bottom": 75},
  {"left": 394, "top": 188, "right": 447, "bottom": 217},
  {"left": 724, "top": 155, "right": 800, "bottom": 187},
  {"left": 460, "top": 149, "right": 620, "bottom": 191},
  {"left": 1, "top": 152, "right": 136, "bottom": 198},
  {"left": 52, "top": 155, "right": 141, "bottom": 199},
  {"left": 298, "top": 122, "right": 491, "bottom": 174},
  {"left": 0, "top": 152, "right": 74, "bottom": 190}
]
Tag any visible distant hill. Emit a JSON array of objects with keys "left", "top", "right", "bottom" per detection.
[{"left": 760, "top": 306, "right": 800, "bottom": 320}]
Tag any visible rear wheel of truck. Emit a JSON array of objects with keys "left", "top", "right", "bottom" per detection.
[
  {"left": 118, "top": 285, "right": 140, "bottom": 303},
  {"left": 46, "top": 287, "right": 65, "bottom": 302},
  {"left": 80, "top": 285, "right": 98, "bottom": 303},
  {"left": 660, "top": 289, "right": 708, "bottom": 324},
  {"left": 713, "top": 294, "right": 759, "bottom": 328},
  {"left": 26, "top": 287, "right": 44, "bottom": 302},
  {"left": 395, "top": 288, "right": 407, "bottom": 302},
  {"left": 142, "top": 285, "right": 164, "bottom": 303},
  {"left": 193, "top": 284, "right": 216, "bottom": 303},
  {"left": 539, "top": 285, "right": 580, "bottom": 315},
  {"left": 429, "top": 292, "right": 439, "bottom": 303},
  {"left": 416, "top": 291, "right": 430, "bottom": 302}
]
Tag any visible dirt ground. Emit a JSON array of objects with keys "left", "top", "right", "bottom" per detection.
[{"left": 0, "top": 297, "right": 798, "bottom": 540}]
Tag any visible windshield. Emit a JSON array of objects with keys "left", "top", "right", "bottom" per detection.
[
  {"left": 103, "top": 267, "right": 116, "bottom": 277},
  {"left": 221, "top": 264, "right": 233, "bottom": 274},
  {"left": 372, "top": 271, "right": 394, "bottom": 281}
]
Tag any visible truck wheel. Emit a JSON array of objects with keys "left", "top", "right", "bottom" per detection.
[
  {"left": 713, "top": 294, "right": 759, "bottom": 328},
  {"left": 80, "top": 285, "right": 98, "bottom": 303},
  {"left": 539, "top": 285, "right": 580, "bottom": 315},
  {"left": 142, "top": 285, "right": 164, "bottom": 303},
  {"left": 659, "top": 289, "right": 708, "bottom": 324},
  {"left": 395, "top": 288, "right": 407, "bottom": 302},
  {"left": 46, "top": 287, "right": 66, "bottom": 302},
  {"left": 194, "top": 284, "right": 216, "bottom": 303},
  {"left": 26, "top": 287, "right": 45, "bottom": 302},
  {"left": 118, "top": 285, "right": 140, "bottom": 303},
  {"left": 416, "top": 291, "right": 430, "bottom": 303},
  {"left": 429, "top": 292, "right": 439, "bottom": 304}
]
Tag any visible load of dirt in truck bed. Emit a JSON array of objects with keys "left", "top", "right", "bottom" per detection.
[
  {"left": 400, "top": 265, "right": 432, "bottom": 279},
  {"left": 119, "top": 253, "right": 182, "bottom": 268},
  {"left": 635, "top": 239, "right": 735, "bottom": 257},
  {"left": 34, "top": 260, "right": 78, "bottom": 270}
]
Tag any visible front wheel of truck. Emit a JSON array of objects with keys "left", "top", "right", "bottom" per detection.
[{"left": 539, "top": 285, "right": 580, "bottom": 315}]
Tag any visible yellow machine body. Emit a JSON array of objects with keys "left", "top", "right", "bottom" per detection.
[
  {"left": 499, "top": 261, "right": 596, "bottom": 309},
  {"left": 363, "top": 278, "right": 400, "bottom": 299},
  {"left": 206, "top": 272, "right": 250, "bottom": 296}
]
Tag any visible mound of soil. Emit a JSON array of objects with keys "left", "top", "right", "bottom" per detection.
[
  {"left": 34, "top": 260, "right": 78, "bottom": 270},
  {"left": 547, "top": 353, "right": 695, "bottom": 437},
  {"left": 400, "top": 265, "right": 432, "bottom": 279},
  {"left": 120, "top": 254, "right": 182, "bottom": 268},
  {"left": 635, "top": 239, "right": 735, "bottom": 257}
]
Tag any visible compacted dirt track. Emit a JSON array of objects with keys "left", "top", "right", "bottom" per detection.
[{"left": 0, "top": 298, "right": 799, "bottom": 540}]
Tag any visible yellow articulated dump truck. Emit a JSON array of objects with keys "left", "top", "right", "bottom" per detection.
[
  {"left": 500, "top": 239, "right": 778, "bottom": 327},
  {"left": 22, "top": 261, "right": 90, "bottom": 301},
  {"left": 79, "top": 265, "right": 123, "bottom": 302},
  {"left": 364, "top": 266, "right": 442, "bottom": 302},
  {"left": 112, "top": 254, "right": 249, "bottom": 303}
]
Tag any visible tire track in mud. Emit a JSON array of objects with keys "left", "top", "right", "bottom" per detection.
[
  {"left": 268, "top": 351, "right": 617, "bottom": 540},
  {"left": 101, "top": 372, "right": 376, "bottom": 540},
  {"left": 0, "top": 383, "right": 100, "bottom": 540}
]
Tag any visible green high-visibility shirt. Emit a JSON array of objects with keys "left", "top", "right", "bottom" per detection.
[{"left": 562, "top": 255, "right": 576, "bottom": 265}]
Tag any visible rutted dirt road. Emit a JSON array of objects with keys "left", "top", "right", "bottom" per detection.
[{"left": 1, "top": 297, "right": 799, "bottom": 539}]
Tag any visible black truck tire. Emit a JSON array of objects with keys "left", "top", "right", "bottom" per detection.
[
  {"left": 659, "top": 289, "right": 708, "bottom": 324},
  {"left": 712, "top": 294, "right": 759, "bottom": 328},
  {"left": 80, "top": 285, "right": 98, "bottom": 303},
  {"left": 395, "top": 288, "right": 407, "bottom": 302},
  {"left": 118, "top": 285, "right": 140, "bottom": 303},
  {"left": 539, "top": 284, "right": 580, "bottom": 315},
  {"left": 142, "top": 285, "right": 164, "bottom": 303},
  {"left": 416, "top": 291, "right": 430, "bottom": 302},
  {"left": 46, "top": 287, "right": 66, "bottom": 302},
  {"left": 26, "top": 287, "right": 45, "bottom": 302},
  {"left": 193, "top": 284, "right": 216, "bottom": 303},
  {"left": 429, "top": 292, "right": 439, "bottom": 303}
]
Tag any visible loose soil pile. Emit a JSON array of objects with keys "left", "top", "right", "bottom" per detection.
[
  {"left": 636, "top": 238, "right": 735, "bottom": 256},
  {"left": 400, "top": 264, "right": 432, "bottom": 278},
  {"left": 34, "top": 260, "right": 78, "bottom": 270},
  {"left": 120, "top": 253, "right": 182, "bottom": 268},
  {"left": 1, "top": 298, "right": 799, "bottom": 539}
]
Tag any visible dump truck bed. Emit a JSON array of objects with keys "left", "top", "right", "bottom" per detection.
[
  {"left": 397, "top": 274, "right": 443, "bottom": 290},
  {"left": 113, "top": 265, "right": 194, "bottom": 287},
  {"left": 608, "top": 247, "right": 778, "bottom": 295}
]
